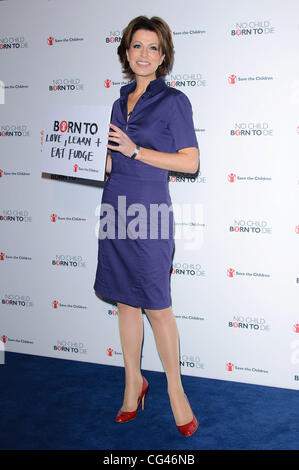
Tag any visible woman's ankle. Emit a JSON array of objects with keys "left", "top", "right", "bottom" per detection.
[
  {"left": 167, "top": 384, "right": 185, "bottom": 397},
  {"left": 125, "top": 372, "right": 143, "bottom": 386}
]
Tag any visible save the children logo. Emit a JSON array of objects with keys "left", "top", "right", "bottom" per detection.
[
  {"left": 0, "top": 169, "right": 30, "bottom": 178},
  {"left": 226, "top": 362, "right": 269, "bottom": 374},
  {"left": 47, "top": 35, "right": 84, "bottom": 45},
  {"left": 104, "top": 78, "right": 130, "bottom": 88},
  {"left": 172, "top": 29, "right": 206, "bottom": 37},
  {"left": 228, "top": 74, "right": 273, "bottom": 84},
  {"left": 227, "top": 172, "right": 272, "bottom": 182},
  {"left": 51, "top": 299, "right": 87, "bottom": 310},
  {"left": 106, "top": 347, "right": 123, "bottom": 357},
  {"left": 0, "top": 250, "right": 31, "bottom": 262},
  {"left": 227, "top": 268, "right": 270, "bottom": 279},
  {"left": 49, "top": 212, "right": 86, "bottom": 223}
]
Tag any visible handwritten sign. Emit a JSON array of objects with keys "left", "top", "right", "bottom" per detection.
[{"left": 41, "top": 104, "right": 111, "bottom": 181}]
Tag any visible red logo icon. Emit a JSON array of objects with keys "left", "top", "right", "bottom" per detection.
[
  {"left": 1, "top": 131, "right": 5, "bottom": 136},
  {"left": 52, "top": 300, "right": 59, "bottom": 308},
  {"left": 0, "top": 169, "right": 3, "bottom": 177},
  {"left": 293, "top": 324, "right": 299, "bottom": 333},
  {"left": 228, "top": 74, "right": 237, "bottom": 84},
  {"left": 50, "top": 213, "right": 57, "bottom": 222},
  {"left": 295, "top": 225, "right": 299, "bottom": 234},
  {"left": 226, "top": 362, "right": 234, "bottom": 371},
  {"left": 227, "top": 173, "right": 236, "bottom": 182},
  {"left": 74, "top": 164, "right": 78, "bottom": 173},
  {"left": 108, "top": 309, "right": 118, "bottom": 316},
  {"left": 1, "top": 335, "right": 7, "bottom": 343},
  {"left": 47, "top": 36, "right": 54, "bottom": 46},
  {"left": 0, "top": 252, "right": 4, "bottom": 260},
  {"left": 104, "top": 79, "right": 112, "bottom": 88},
  {"left": 107, "top": 348, "right": 113, "bottom": 356},
  {"left": 227, "top": 268, "right": 235, "bottom": 278},
  {"left": 59, "top": 121, "right": 68, "bottom": 132}
]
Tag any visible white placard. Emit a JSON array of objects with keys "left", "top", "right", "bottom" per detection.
[{"left": 41, "top": 104, "right": 111, "bottom": 181}]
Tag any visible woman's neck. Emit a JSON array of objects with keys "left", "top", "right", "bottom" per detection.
[{"left": 134, "top": 75, "right": 157, "bottom": 96}]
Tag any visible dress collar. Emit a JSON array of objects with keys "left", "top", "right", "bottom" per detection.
[{"left": 120, "top": 76, "right": 166, "bottom": 100}]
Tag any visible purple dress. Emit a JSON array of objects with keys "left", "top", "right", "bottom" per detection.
[{"left": 93, "top": 77, "right": 198, "bottom": 309}]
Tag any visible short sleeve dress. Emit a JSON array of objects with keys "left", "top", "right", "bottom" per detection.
[{"left": 93, "top": 77, "right": 198, "bottom": 310}]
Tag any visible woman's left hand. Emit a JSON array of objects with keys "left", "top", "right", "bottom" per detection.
[{"left": 107, "top": 123, "right": 136, "bottom": 158}]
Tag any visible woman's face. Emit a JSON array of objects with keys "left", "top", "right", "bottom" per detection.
[{"left": 126, "top": 29, "right": 165, "bottom": 82}]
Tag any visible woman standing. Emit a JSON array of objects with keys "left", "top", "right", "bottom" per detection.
[{"left": 94, "top": 16, "right": 199, "bottom": 437}]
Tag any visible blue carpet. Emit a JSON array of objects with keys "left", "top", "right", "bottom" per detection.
[{"left": 0, "top": 352, "right": 298, "bottom": 450}]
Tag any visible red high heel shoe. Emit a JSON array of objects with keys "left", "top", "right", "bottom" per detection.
[
  {"left": 176, "top": 394, "right": 199, "bottom": 437},
  {"left": 115, "top": 376, "right": 149, "bottom": 423}
]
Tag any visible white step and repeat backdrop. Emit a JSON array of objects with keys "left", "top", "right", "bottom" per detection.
[{"left": 1, "top": 0, "right": 299, "bottom": 389}]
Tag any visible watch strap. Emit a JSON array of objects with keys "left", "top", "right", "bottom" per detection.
[{"left": 130, "top": 145, "right": 140, "bottom": 159}]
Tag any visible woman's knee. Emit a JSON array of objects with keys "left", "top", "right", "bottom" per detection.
[{"left": 144, "top": 306, "right": 173, "bottom": 324}]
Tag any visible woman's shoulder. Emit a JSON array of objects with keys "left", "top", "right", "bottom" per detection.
[
  {"left": 163, "top": 85, "right": 193, "bottom": 110},
  {"left": 110, "top": 96, "right": 121, "bottom": 113},
  {"left": 112, "top": 96, "right": 121, "bottom": 106},
  {"left": 163, "top": 84, "right": 192, "bottom": 103}
]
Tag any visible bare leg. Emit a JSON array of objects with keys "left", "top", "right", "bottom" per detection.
[
  {"left": 117, "top": 302, "right": 144, "bottom": 411},
  {"left": 144, "top": 306, "right": 193, "bottom": 426}
]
